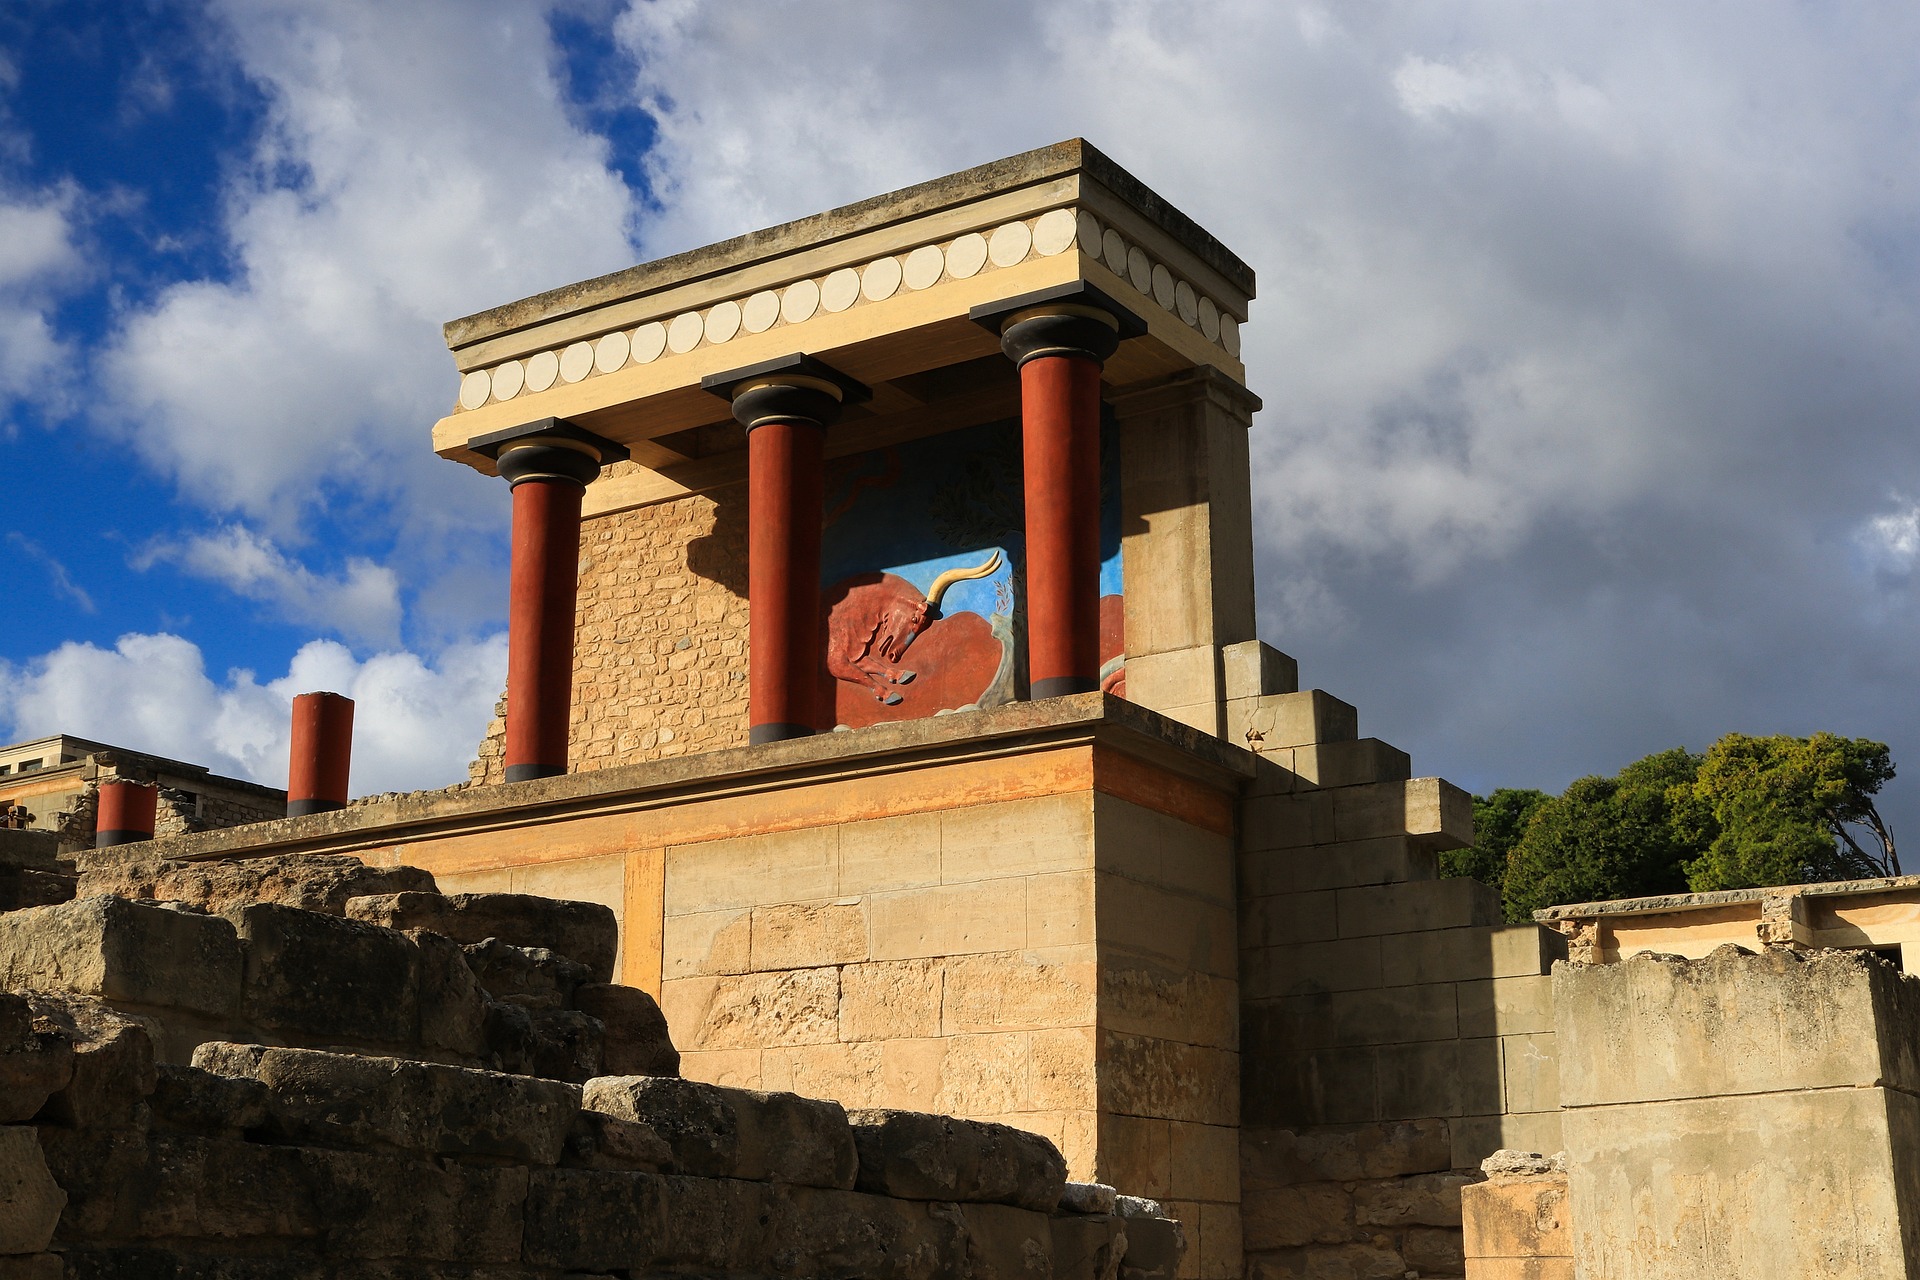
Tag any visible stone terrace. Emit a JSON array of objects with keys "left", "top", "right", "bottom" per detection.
[{"left": 0, "top": 850, "right": 1183, "bottom": 1278}]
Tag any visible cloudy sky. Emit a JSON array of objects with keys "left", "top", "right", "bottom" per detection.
[{"left": 5, "top": 2, "right": 1920, "bottom": 838}]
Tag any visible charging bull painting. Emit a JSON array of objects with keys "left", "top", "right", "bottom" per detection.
[{"left": 816, "top": 418, "right": 1124, "bottom": 732}]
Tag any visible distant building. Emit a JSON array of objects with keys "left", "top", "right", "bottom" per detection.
[{"left": 0, "top": 733, "right": 285, "bottom": 847}]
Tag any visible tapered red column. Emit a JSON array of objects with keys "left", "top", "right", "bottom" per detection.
[
  {"left": 288, "top": 691, "right": 354, "bottom": 816},
  {"left": 998, "top": 304, "right": 1122, "bottom": 699},
  {"left": 704, "top": 357, "right": 868, "bottom": 745},
  {"left": 496, "top": 433, "right": 609, "bottom": 782},
  {"left": 95, "top": 780, "right": 157, "bottom": 847}
]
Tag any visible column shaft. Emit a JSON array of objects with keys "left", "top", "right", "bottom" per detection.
[
  {"left": 505, "top": 476, "right": 585, "bottom": 780},
  {"left": 748, "top": 418, "right": 826, "bottom": 742},
  {"left": 1021, "top": 352, "right": 1104, "bottom": 697},
  {"left": 288, "top": 691, "right": 354, "bottom": 816},
  {"left": 96, "top": 780, "right": 157, "bottom": 847}
]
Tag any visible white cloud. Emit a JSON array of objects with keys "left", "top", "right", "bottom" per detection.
[
  {"left": 1858, "top": 500, "right": 1920, "bottom": 572},
  {"left": 0, "top": 182, "right": 83, "bottom": 415},
  {"left": 99, "top": 0, "right": 641, "bottom": 528},
  {"left": 0, "top": 631, "right": 506, "bottom": 796},
  {"left": 5, "top": 533, "right": 95, "bottom": 614},
  {"left": 132, "top": 525, "right": 401, "bottom": 648}
]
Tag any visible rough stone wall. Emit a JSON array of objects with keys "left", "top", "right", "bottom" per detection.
[
  {"left": 470, "top": 491, "right": 751, "bottom": 786},
  {"left": 1459, "top": 1151, "right": 1570, "bottom": 1278},
  {"left": 0, "top": 849, "right": 1185, "bottom": 1279},
  {"left": 1229, "top": 657, "right": 1558, "bottom": 1280}
]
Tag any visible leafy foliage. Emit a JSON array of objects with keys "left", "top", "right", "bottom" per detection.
[{"left": 1441, "top": 733, "right": 1898, "bottom": 921}]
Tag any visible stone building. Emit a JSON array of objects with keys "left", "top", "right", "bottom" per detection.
[
  {"left": 9, "top": 139, "right": 1912, "bottom": 1278},
  {"left": 0, "top": 734, "right": 285, "bottom": 848}
]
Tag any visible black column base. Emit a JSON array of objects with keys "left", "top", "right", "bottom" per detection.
[
  {"left": 750, "top": 722, "right": 816, "bottom": 745},
  {"left": 505, "top": 763, "right": 568, "bottom": 783},
  {"left": 1031, "top": 676, "right": 1100, "bottom": 700},
  {"left": 286, "top": 798, "right": 345, "bottom": 818},
  {"left": 95, "top": 830, "right": 152, "bottom": 847}
]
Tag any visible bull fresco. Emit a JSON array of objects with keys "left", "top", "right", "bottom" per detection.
[{"left": 816, "top": 417, "right": 1123, "bottom": 731}]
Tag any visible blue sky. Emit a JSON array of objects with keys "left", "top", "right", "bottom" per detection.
[{"left": 7, "top": 1, "right": 1920, "bottom": 850}]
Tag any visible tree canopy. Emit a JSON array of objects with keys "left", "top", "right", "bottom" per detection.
[{"left": 1443, "top": 733, "right": 1898, "bottom": 923}]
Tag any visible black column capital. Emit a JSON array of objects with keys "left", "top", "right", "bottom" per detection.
[
  {"left": 471, "top": 417, "right": 629, "bottom": 489},
  {"left": 971, "top": 282, "right": 1145, "bottom": 367},
  {"left": 702, "top": 353, "right": 871, "bottom": 430}
]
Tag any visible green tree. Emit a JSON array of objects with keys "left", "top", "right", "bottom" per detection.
[
  {"left": 1676, "top": 732, "right": 1897, "bottom": 891},
  {"left": 1440, "top": 788, "right": 1551, "bottom": 888},
  {"left": 1499, "top": 748, "right": 1702, "bottom": 923}
]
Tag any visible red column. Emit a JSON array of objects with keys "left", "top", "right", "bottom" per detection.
[
  {"left": 747, "top": 418, "right": 827, "bottom": 742},
  {"left": 505, "top": 472, "right": 586, "bottom": 781},
  {"left": 95, "top": 780, "right": 157, "bottom": 847},
  {"left": 1021, "top": 352, "right": 1105, "bottom": 698},
  {"left": 288, "top": 691, "right": 354, "bottom": 815}
]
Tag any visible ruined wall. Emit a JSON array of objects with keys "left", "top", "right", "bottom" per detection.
[{"left": 1555, "top": 947, "right": 1920, "bottom": 1278}]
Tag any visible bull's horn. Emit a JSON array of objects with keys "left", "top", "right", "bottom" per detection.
[{"left": 926, "top": 549, "right": 1003, "bottom": 606}]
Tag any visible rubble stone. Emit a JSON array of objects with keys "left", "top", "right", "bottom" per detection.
[
  {"left": 78, "top": 855, "right": 433, "bottom": 916},
  {"left": 0, "top": 895, "right": 242, "bottom": 1016},
  {"left": 0, "top": 991, "right": 73, "bottom": 1122},
  {"left": 582, "top": 1074, "right": 858, "bottom": 1187},
  {"left": 26, "top": 994, "right": 156, "bottom": 1128},
  {"left": 849, "top": 1108, "right": 1068, "bottom": 1212},
  {"left": 229, "top": 905, "right": 417, "bottom": 1046},
  {"left": 149, "top": 1062, "right": 270, "bottom": 1134},
  {"left": 345, "top": 891, "right": 618, "bottom": 983},
  {"left": 572, "top": 981, "right": 680, "bottom": 1077},
  {"left": 0, "top": 1126, "right": 65, "bottom": 1254},
  {"left": 461, "top": 938, "right": 589, "bottom": 1009}
]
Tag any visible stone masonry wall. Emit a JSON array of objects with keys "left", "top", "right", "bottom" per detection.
[
  {"left": 0, "top": 849, "right": 1186, "bottom": 1278},
  {"left": 471, "top": 491, "right": 750, "bottom": 786}
]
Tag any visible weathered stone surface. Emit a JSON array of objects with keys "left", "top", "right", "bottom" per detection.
[
  {"left": 771, "top": 1184, "right": 968, "bottom": 1279},
  {"left": 79, "top": 854, "right": 434, "bottom": 916},
  {"left": 524, "top": 1008, "right": 603, "bottom": 1083},
  {"left": 1061, "top": 1180, "right": 1119, "bottom": 1214},
  {"left": 461, "top": 938, "right": 589, "bottom": 1009},
  {"left": 521, "top": 1166, "right": 671, "bottom": 1271},
  {"left": 1400, "top": 1225, "right": 1466, "bottom": 1272},
  {"left": 1242, "top": 1182, "right": 1353, "bottom": 1249},
  {"left": 583, "top": 1075, "right": 857, "bottom": 1188},
  {"left": 0, "top": 991, "right": 73, "bottom": 1122},
  {"left": 150, "top": 1062, "right": 270, "bottom": 1134},
  {"left": 848, "top": 1108, "right": 1068, "bottom": 1212},
  {"left": 0, "top": 896, "right": 242, "bottom": 1017},
  {"left": 0, "top": 1255, "right": 59, "bottom": 1280},
  {"left": 230, "top": 905, "right": 417, "bottom": 1046},
  {"left": 344, "top": 891, "right": 617, "bottom": 983},
  {"left": 406, "top": 929, "right": 488, "bottom": 1058},
  {"left": 840, "top": 958, "right": 943, "bottom": 1042},
  {"left": 563, "top": 1107, "right": 673, "bottom": 1170},
  {"left": 1244, "top": 1241, "right": 1405, "bottom": 1279},
  {"left": 960, "top": 1201, "right": 1056, "bottom": 1279},
  {"left": 0, "top": 1126, "right": 65, "bottom": 1254},
  {"left": 1242, "top": 1120, "right": 1453, "bottom": 1187},
  {"left": 1462, "top": 1167, "right": 1570, "bottom": 1260},
  {"left": 692, "top": 966, "right": 841, "bottom": 1048},
  {"left": 1115, "top": 1212, "right": 1186, "bottom": 1280},
  {"left": 27, "top": 993, "right": 156, "bottom": 1127},
  {"left": 573, "top": 982, "right": 679, "bottom": 1076},
  {"left": 1052, "top": 1213, "right": 1126, "bottom": 1280},
  {"left": 1351, "top": 1170, "right": 1474, "bottom": 1227},
  {"left": 194, "top": 1043, "right": 579, "bottom": 1164}
]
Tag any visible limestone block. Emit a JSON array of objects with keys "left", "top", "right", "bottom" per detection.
[
  {"left": 1236, "top": 690, "right": 1357, "bottom": 751},
  {"left": 344, "top": 890, "right": 618, "bottom": 983},
  {"left": 674, "top": 966, "right": 840, "bottom": 1050},
  {"left": 1461, "top": 1169, "right": 1569, "bottom": 1260},
  {"left": 1029, "top": 1026, "right": 1099, "bottom": 1111},
  {"left": 1379, "top": 924, "right": 1567, "bottom": 988},
  {"left": 944, "top": 950, "right": 1095, "bottom": 1035},
  {"left": 407, "top": 928, "right": 489, "bottom": 1059},
  {"left": 461, "top": 937, "right": 589, "bottom": 1009},
  {"left": 838, "top": 811, "right": 944, "bottom": 896},
  {"left": 1267, "top": 983, "right": 1459, "bottom": 1051},
  {"left": 1221, "top": 639, "right": 1298, "bottom": 701},
  {"left": 26, "top": 993, "right": 156, "bottom": 1128},
  {"left": 1500, "top": 1033, "right": 1558, "bottom": 1116},
  {"left": 1239, "top": 1043, "right": 1379, "bottom": 1127},
  {"left": 1240, "top": 1118, "right": 1453, "bottom": 1187},
  {"left": 1242, "top": 937, "right": 1384, "bottom": 1001},
  {"left": 1197, "top": 1202, "right": 1243, "bottom": 1280},
  {"left": 959, "top": 1201, "right": 1057, "bottom": 1280},
  {"left": 849, "top": 1108, "right": 1067, "bottom": 1211},
  {"left": 522, "top": 1167, "right": 665, "bottom": 1271},
  {"left": 1125, "top": 646, "right": 1222, "bottom": 717},
  {"left": 0, "top": 1127, "right": 64, "bottom": 1254},
  {"left": 843, "top": 958, "right": 944, "bottom": 1041},
  {"left": 935, "top": 1032, "right": 1032, "bottom": 1115},
  {"left": 879, "top": 1037, "right": 948, "bottom": 1110},
  {"left": 1100, "top": 959, "right": 1238, "bottom": 1051},
  {"left": 662, "top": 907, "right": 752, "bottom": 978},
  {"left": 1029, "top": 872, "right": 1097, "bottom": 949},
  {"left": 1555, "top": 948, "right": 1920, "bottom": 1107},
  {"left": 1290, "top": 739, "right": 1411, "bottom": 789},
  {"left": 0, "top": 895, "right": 242, "bottom": 1017},
  {"left": 1377, "top": 1036, "right": 1503, "bottom": 1121},
  {"left": 194, "top": 1042, "right": 580, "bottom": 1164},
  {"left": 1095, "top": 794, "right": 1234, "bottom": 905},
  {"left": 1329, "top": 777, "right": 1474, "bottom": 850},
  {"left": 0, "top": 1256, "right": 59, "bottom": 1279},
  {"left": 1239, "top": 835, "right": 1435, "bottom": 898},
  {"left": 0, "top": 992, "right": 72, "bottom": 1123},
  {"left": 1236, "top": 889, "right": 1337, "bottom": 948},
  {"left": 1169, "top": 1122, "right": 1239, "bottom": 1203},
  {"left": 770, "top": 1184, "right": 970, "bottom": 1278},
  {"left": 1351, "top": 1170, "right": 1475, "bottom": 1227},
  {"left": 1566, "top": 1086, "right": 1909, "bottom": 1279},
  {"left": 939, "top": 792, "right": 1094, "bottom": 885},
  {"left": 148, "top": 1062, "right": 269, "bottom": 1134},
  {"left": 1053, "top": 1212, "right": 1128, "bottom": 1280},
  {"left": 869, "top": 880, "right": 1031, "bottom": 961},
  {"left": 1450, "top": 1112, "right": 1564, "bottom": 1172},
  {"left": 303, "top": 1146, "right": 531, "bottom": 1263},
  {"left": 1335, "top": 878, "right": 1501, "bottom": 940},
  {"left": 1098, "top": 1113, "right": 1172, "bottom": 1199},
  {"left": 523, "top": 1006, "right": 605, "bottom": 1083},
  {"left": 1098, "top": 1032, "right": 1238, "bottom": 1126},
  {"left": 664, "top": 826, "right": 838, "bottom": 916},
  {"left": 1400, "top": 1224, "right": 1466, "bottom": 1274},
  {"left": 582, "top": 1075, "right": 857, "bottom": 1188},
  {"left": 229, "top": 903, "right": 418, "bottom": 1046},
  {"left": 1115, "top": 1210, "right": 1186, "bottom": 1280},
  {"left": 1240, "top": 791, "right": 1334, "bottom": 852},
  {"left": 1457, "top": 974, "right": 1557, "bottom": 1039},
  {"left": 78, "top": 854, "right": 434, "bottom": 916},
  {"left": 760, "top": 1041, "right": 886, "bottom": 1108},
  {"left": 563, "top": 1107, "right": 673, "bottom": 1171},
  {"left": 1097, "top": 875, "right": 1235, "bottom": 979},
  {"left": 1240, "top": 1181, "right": 1353, "bottom": 1249},
  {"left": 1062, "top": 1180, "right": 1120, "bottom": 1214},
  {"left": 573, "top": 982, "right": 680, "bottom": 1077},
  {"left": 750, "top": 900, "right": 868, "bottom": 970}
]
